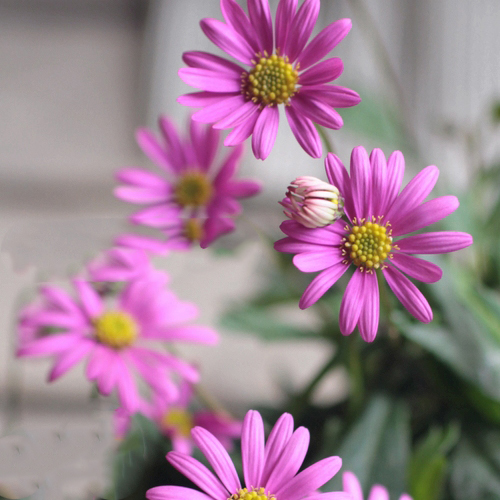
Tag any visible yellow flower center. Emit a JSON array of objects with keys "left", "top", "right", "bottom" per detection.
[
  {"left": 244, "top": 53, "right": 298, "bottom": 106},
  {"left": 161, "top": 408, "right": 194, "bottom": 438},
  {"left": 343, "top": 220, "right": 393, "bottom": 270},
  {"left": 94, "top": 311, "right": 138, "bottom": 349},
  {"left": 183, "top": 218, "right": 204, "bottom": 242},
  {"left": 175, "top": 172, "right": 213, "bottom": 207},
  {"left": 230, "top": 487, "right": 275, "bottom": 500}
]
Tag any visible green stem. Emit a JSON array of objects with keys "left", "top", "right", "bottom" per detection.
[
  {"left": 317, "top": 125, "right": 336, "bottom": 154},
  {"left": 346, "top": 334, "right": 365, "bottom": 417}
]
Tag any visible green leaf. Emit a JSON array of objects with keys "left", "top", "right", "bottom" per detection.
[{"left": 323, "top": 395, "right": 410, "bottom": 497}]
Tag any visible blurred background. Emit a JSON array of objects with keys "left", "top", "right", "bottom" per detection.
[{"left": 0, "top": 0, "right": 498, "bottom": 497}]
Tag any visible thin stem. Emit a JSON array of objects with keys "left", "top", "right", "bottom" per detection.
[{"left": 317, "top": 125, "right": 336, "bottom": 154}]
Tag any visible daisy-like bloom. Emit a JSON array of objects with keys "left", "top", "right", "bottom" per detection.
[
  {"left": 178, "top": 0, "right": 361, "bottom": 160},
  {"left": 274, "top": 146, "right": 473, "bottom": 342},
  {"left": 16, "top": 271, "right": 218, "bottom": 411},
  {"left": 343, "top": 471, "right": 412, "bottom": 500},
  {"left": 147, "top": 409, "right": 349, "bottom": 500},
  {"left": 115, "top": 380, "right": 242, "bottom": 454},
  {"left": 115, "top": 116, "right": 261, "bottom": 252},
  {"left": 280, "top": 176, "right": 344, "bottom": 228}
]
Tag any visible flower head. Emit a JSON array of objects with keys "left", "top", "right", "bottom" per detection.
[
  {"left": 17, "top": 266, "right": 218, "bottom": 411},
  {"left": 147, "top": 409, "right": 347, "bottom": 500},
  {"left": 343, "top": 471, "right": 412, "bottom": 500},
  {"left": 178, "top": 0, "right": 360, "bottom": 160},
  {"left": 275, "top": 147, "right": 473, "bottom": 342},
  {"left": 115, "top": 115, "right": 261, "bottom": 252},
  {"left": 281, "top": 176, "right": 344, "bottom": 228}
]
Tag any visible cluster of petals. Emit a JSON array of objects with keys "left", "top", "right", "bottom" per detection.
[
  {"left": 17, "top": 257, "right": 218, "bottom": 411},
  {"left": 343, "top": 471, "right": 412, "bottom": 500},
  {"left": 275, "top": 146, "right": 473, "bottom": 342},
  {"left": 178, "top": 0, "right": 361, "bottom": 159},
  {"left": 115, "top": 380, "right": 242, "bottom": 455},
  {"left": 147, "top": 409, "right": 348, "bottom": 500},
  {"left": 115, "top": 115, "right": 261, "bottom": 252}
]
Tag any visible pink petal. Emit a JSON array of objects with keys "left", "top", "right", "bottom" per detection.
[
  {"left": 285, "top": 105, "right": 322, "bottom": 158},
  {"left": 147, "top": 486, "right": 213, "bottom": 500},
  {"left": 86, "top": 344, "right": 112, "bottom": 380},
  {"left": 274, "top": 236, "right": 334, "bottom": 254},
  {"left": 224, "top": 110, "right": 260, "bottom": 146},
  {"left": 342, "top": 471, "right": 363, "bottom": 500},
  {"left": 279, "top": 219, "right": 346, "bottom": 245},
  {"left": 306, "top": 494, "right": 352, "bottom": 500},
  {"left": 339, "top": 270, "right": 364, "bottom": 336},
  {"left": 298, "top": 18, "right": 352, "bottom": 69},
  {"left": 178, "top": 91, "right": 236, "bottom": 108},
  {"left": 285, "top": 0, "right": 321, "bottom": 62},
  {"left": 391, "top": 252, "right": 442, "bottom": 283},
  {"left": 130, "top": 204, "right": 182, "bottom": 228},
  {"left": 40, "top": 285, "right": 80, "bottom": 314},
  {"left": 291, "top": 93, "right": 343, "bottom": 129},
  {"left": 386, "top": 165, "right": 439, "bottom": 225},
  {"left": 276, "top": 0, "right": 298, "bottom": 53},
  {"left": 183, "top": 50, "right": 245, "bottom": 75},
  {"left": 299, "top": 262, "right": 349, "bottom": 309},
  {"left": 179, "top": 68, "right": 242, "bottom": 93},
  {"left": 382, "top": 266, "right": 433, "bottom": 323},
  {"left": 72, "top": 279, "right": 103, "bottom": 319},
  {"left": 115, "top": 358, "right": 141, "bottom": 411},
  {"left": 300, "top": 85, "right": 361, "bottom": 108},
  {"left": 191, "top": 427, "right": 241, "bottom": 494},
  {"left": 17, "top": 333, "right": 82, "bottom": 358},
  {"left": 293, "top": 250, "right": 344, "bottom": 272},
  {"left": 299, "top": 58, "right": 343, "bottom": 86},
  {"left": 167, "top": 452, "right": 228, "bottom": 500},
  {"left": 114, "top": 185, "right": 170, "bottom": 205},
  {"left": 215, "top": 100, "right": 260, "bottom": 130},
  {"left": 200, "top": 18, "right": 255, "bottom": 65},
  {"left": 395, "top": 231, "right": 473, "bottom": 254},
  {"left": 221, "top": 0, "right": 260, "bottom": 52},
  {"left": 262, "top": 413, "right": 294, "bottom": 484},
  {"left": 370, "top": 148, "right": 388, "bottom": 216},
  {"left": 325, "top": 153, "right": 350, "bottom": 199},
  {"left": 156, "top": 326, "right": 219, "bottom": 345},
  {"left": 382, "top": 150, "right": 405, "bottom": 213},
  {"left": 391, "top": 195, "right": 459, "bottom": 237},
  {"left": 48, "top": 339, "right": 93, "bottom": 382},
  {"left": 241, "top": 410, "right": 265, "bottom": 488},
  {"left": 28, "top": 310, "right": 86, "bottom": 330},
  {"left": 193, "top": 95, "right": 247, "bottom": 124},
  {"left": 190, "top": 119, "right": 219, "bottom": 170},
  {"left": 116, "top": 168, "right": 169, "bottom": 189},
  {"left": 367, "top": 485, "right": 390, "bottom": 500},
  {"left": 350, "top": 146, "right": 372, "bottom": 220},
  {"left": 114, "top": 233, "right": 171, "bottom": 255},
  {"left": 247, "top": 0, "right": 273, "bottom": 54},
  {"left": 96, "top": 353, "right": 120, "bottom": 395},
  {"left": 358, "top": 272, "right": 379, "bottom": 342},
  {"left": 252, "top": 105, "right": 280, "bottom": 160},
  {"left": 200, "top": 216, "right": 235, "bottom": 248},
  {"left": 158, "top": 116, "right": 190, "bottom": 172},
  {"left": 224, "top": 179, "right": 262, "bottom": 198},
  {"left": 135, "top": 128, "right": 171, "bottom": 171},
  {"left": 213, "top": 144, "right": 244, "bottom": 187}
]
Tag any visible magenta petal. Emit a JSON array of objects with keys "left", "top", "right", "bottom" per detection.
[
  {"left": 339, "top": 270, "right": 364, "bottom": 336},
  {"left": 17, "top": 333, "right": 82, "bottom": 358},
  {"left": 72, "top": 279, "right": 103, "bottom": 319},
  {"left": 200, "top": 216, "right": 235, "bottom": 248},
  {"left": 167, "top": 452, "right": 228, "bottom": 500},
  {"left": 368, "top": 485, "right": 390, "bottom": 500},
  {"left": 48, "top": 339, "right": 93, "bottom": 382},
  {"left": 300, "top": 85, "right": 361, "bottom": 108},
  {"left": 262, "top": 413, "right": 294, "bottom": 484},
  {"left": 370, "top": 148, "right": 388, "bottom": 216},
  {"left": 298, "top": 18, "right": 352, "bottom": 69},
  {"left": 247, "top": 0, "right": 273, "bottom": 54},
  {"left": 114, "top": 233, "right": 170, "bottom": 255},
  {"left": 224, "top": 110, "right": 260, "bottom": 146},
  {"left": 391, "top": 253, "right": 443, "bottom": 283},
  {"left": 383, "top": 150, "right": 405, "bottom": 213},
  {"left": 252, "top": 106, "right": 279, "bottom": 160},
  {"left": 242, "top": 410, "right": 265, "bottom": 488},
  {"left": 325, "top": 154, "right": 352, "bottom": 216},
  {"left": 285, "top": 105, "right": 322, "bottom": 158},
  {"left": 130, "top": 204, "right": 181, "bottom": 228},
  {"left": 274, "top": 236, "right": 333, "bottom": 254},
  {"left": 221, "top": 0, "right": 260, "bottom": 52},
  {"left": 342, "top": 471, "right": 363, "bottom": 500},
  {"left": 200, "top": 18, "right": 254, "bottom": 65},
  {"left": 183, "top": 50, "right": 246, "bottom": 75},
  {"left": 358, "top": 272, "right": 379, "bottom": 342},
  {"left": 135, "top": 128, "right": 172, "bottom": 171},
  {"left": 179, "top": 68, "right": 242, "bottom": 93},
  {"left": 292, "top": 93, "right": 343, "bottom": 130},
  {"left": 178, "top": 91, "right": 236, "bottom": 108},
  {"left": 276, "top": 456, "right": 342, "bottom": 500},
  {"left": 157, "top": 326, "right": 219, "bottom": 345},
  {"left": 386, "top": 165, "right": 439, "bottom": 225},
  {"left": 224, "top": 179, "right": 262, "bottom": 198},
  {"left": 299, "top": 262, "right": 349, "bottom": 309},
  {"left": 306, "top": 494, "right": 351, "bottom": 500},
  {"left": 116, "top": 168, "right": 168, "bottom": 189},
  {"left": 116, "top": 358, "right": 141, "bottom": 411},
  {"left": 383, "top": 266, "right": 433, "bottom": 323},
  {"left": 193, "top": 95, "right": 247, "bottom": 123},
  {"left": 395, "top": 231, "right": 473, "bottom": 254},
  {"left": 190, "top": 119, "right": 219, "bottom": 170},
  {"left": 215, "top": 100, "right": 260, "bottom": 130},
  {"left": 114, "top": 185, "right": 170, "bottom": 204},
  {"left": 285, "top": 0, "right": 320, "bottom": 62},
  {"left": 391, "top": 195, "right": 459, "bottom": 237},
  {"left": 293, "top": 250, "right": 343, "bottom": 272},
  {"left": 280, "top": 219, "right": 346, "bottom": 245},
  {"left": 147, "top": 486, "right": 213, "bottom": 500},
  {"left": 350, "top": 146, "right": 372, "bottom": 220},
  {"left": 191, "top": 427, "right": 241, "bottom": 494},
  {"left": 299, "top": 58, "right": 343, "bottom": 86},
  {"left": 276, "top": 0, "right": 298, "bottom": 52}
]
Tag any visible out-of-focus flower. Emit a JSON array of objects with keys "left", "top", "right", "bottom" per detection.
[
  {"left": 17, "top": 271, "right": 218, "bottom": 411},
  {"left": 281, "top": 175, "right": 344, "bottom": 228},
  {"left": 178, "top": 0, "right": 360, "bottom": 160},
  {"left": 343, "top": 471, "right": 412, "bottom": 500},
  {"left": 115, "top": 380, "right": 242, "bottom": 454},
  {"left": 275, "top": 147, "right": 473, "bottom": 342},
  {"left": 115, "top": 116, "right": 261, "bottom": 252},
  {"left": 147, "top": 409, "right": 347, "bottom": 500}
]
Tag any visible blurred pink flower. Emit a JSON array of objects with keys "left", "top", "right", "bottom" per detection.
[
  {"left": 178, "top": 0, "right": 360, "bottom": 160},
  {"left": 343, "top": 471, "right": 412, "bottom": 500},
  {"left": 17, "top": 271, "right": 218, "bottom": 411},
  {"left": 275, "top": 147, "right": 473, "bottom": 342},
  {"left": 147, "top": 409, "right": 347, "bottom": 500},
  {"left": 115, "top": 116, "right": 261, "bottom": 252}
]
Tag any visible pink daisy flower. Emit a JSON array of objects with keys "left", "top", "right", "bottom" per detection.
[
  {"left": 115, "top": 380, "right": 242, "bottom": 454},
  {"left": 17, "top": 271, "right": 218, "bottom": 411},
  {"left": 343, "top": 471, "right": 412, "bottom": 500},
  {"left": 178, "top": 0, "right": 361, "bottom": 160},
  {"left": 115, "top": 115, "right": 261, "bottom": 252},
  {"left": 274, "top": 146, "right": 473, "bottom": 342},
  {"left": 147, "top": 409, "right": 349, "bottom": 500}
]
